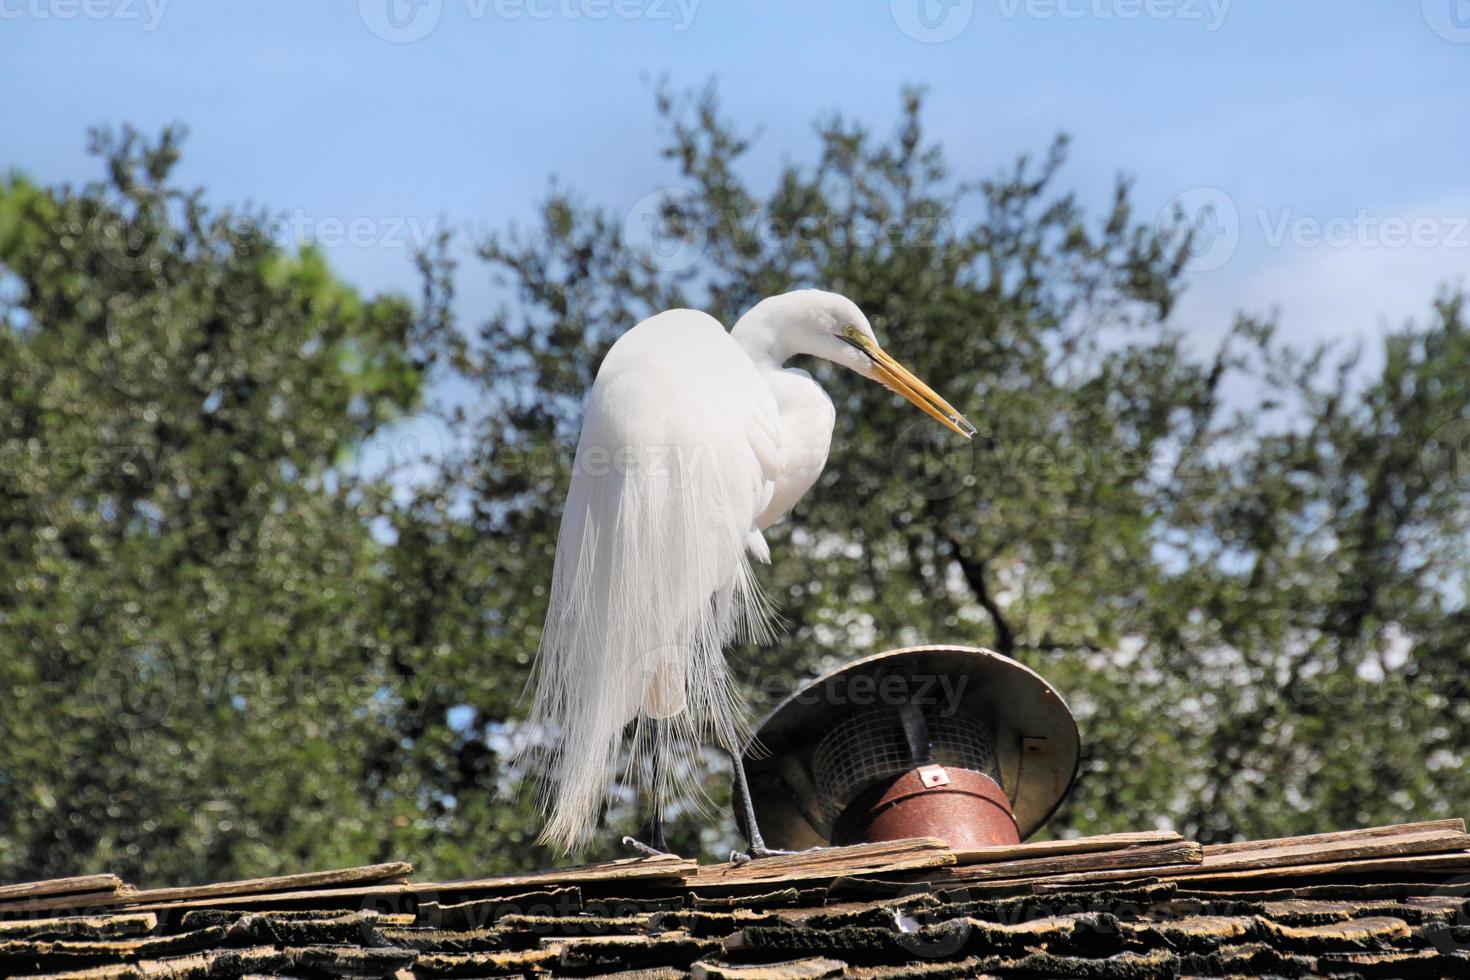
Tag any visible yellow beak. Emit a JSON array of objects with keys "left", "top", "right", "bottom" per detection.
[{"left": 865, "top": 342, "right": 976, "bottom": 439}]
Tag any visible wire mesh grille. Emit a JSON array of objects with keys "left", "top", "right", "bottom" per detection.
[{"left": 811, "top": 706, "right": 1000, "bottom": 825}]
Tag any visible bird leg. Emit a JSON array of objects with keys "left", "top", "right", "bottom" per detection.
[
  {"left": 623, "top": 717, "right": 672, "bottom": 858},
  {"left": 723, "top": 716, "right": 795, "bottom": 864},
  {"left": 623, "top": 833, "right": 667, "bottom": 858},
  {"left": 623, "top": 800, "right": 669, "bottom": 857}
]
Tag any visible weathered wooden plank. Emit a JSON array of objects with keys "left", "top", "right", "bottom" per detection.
[
  {"left": 0, "top": 864, "right": 413, "bottom": 917},
  {"left": 554, "top": 930, "right": 719, "bottom": 970},
  {"left": 120, "top": 856, "right": 692, "bottom": 915},
  {"left": 417, "top": 886, "right": 584, "bottom": 931},
  {"left": 940, "top": 840, "right": 1203, "bottom": 884},
  {"left": 121, "top": 883, "right": 416, "bottom": 914},
  {"left": 691, "top": 888, "right": 817, "bottom": 910},
  {"left": 10, "top": 858, "right": 673, "bottom": 922},
  {"left": 286, "top": 943, "right": 418, "bottom": 975},
  {"left": 0, "top": 914, "right": 156, "bottom": 940},
  {"left": 1165, "top": 850, "right": 1470, "bottom": 887},
  {"left": 111, "top": 862, "right": 413, "bottom": 906},
  {"left": 952, "top": 830, "right": 1184, "bottom": 865},
  {"left": 1204, "top": 819, "right": 1465, "bottom": 856},
  {"left": 0, "top": 925, "right": 230, "bottom": 964},
  {"left": 1027, "top": 847, "right": 1470, "bottom": 894},
  {"left": 419, "top": 854, "right": 696, "bottom": 892},
  {"left": 0, "top": 890, "right": 127, "bottom": 915},
  {"left": 1199, "top": 830, "right": 1470, "bottom": 871},
  {"left": 415, "top": 947, "right": 562, "bottom": 976},
  {"left": 1315, "top": 949, "right": 1470, "bottom": 975},
  {"left": 15, "top": 944, "right": 290, "bottom": 979},
  {"left": 1002, "top": 828, "right": 1470, "bottom": 893},
  {"left": 0, "top": 876, "right": 124, "bottom": 902},
  {"left": 692, "top": 956, "right": 847, "bottom": 979},
  {"left": 773, "top": 893, "right": 939, "bottom": 928},
  {"left": 691, "top": 839, "right": 954, "bottom": 889}
]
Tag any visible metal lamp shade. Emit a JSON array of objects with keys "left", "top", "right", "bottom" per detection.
[{"left": 742, "top": 645, "right": 1081, "bottom": 851}]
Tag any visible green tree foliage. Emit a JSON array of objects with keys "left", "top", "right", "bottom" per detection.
[
  {"left": 0, "top": 127, "right": 523, "bottom": 883},
  {"left": 450, "top": 87, "right": 1470, "bottom": 857},
  {"left": 2, "top": 93, "right": 1468, "bottom": 883}
]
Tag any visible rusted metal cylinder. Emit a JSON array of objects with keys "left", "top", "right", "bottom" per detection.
[{"left": 831, "top": 766, "right": 1020, "bottom": 851}]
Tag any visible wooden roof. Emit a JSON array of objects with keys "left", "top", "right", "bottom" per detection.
[{"left": 3, "top": 820, "right": 1470, "bottom": 977}]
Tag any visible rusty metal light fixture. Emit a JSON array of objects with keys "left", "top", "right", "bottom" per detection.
[{"left": 742, "top": 645, "right": 1080, "bottom": 852}]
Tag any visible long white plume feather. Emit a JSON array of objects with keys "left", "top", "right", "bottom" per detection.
[{"left": 516, "top": 309, "right": 781, "bottom": 853}]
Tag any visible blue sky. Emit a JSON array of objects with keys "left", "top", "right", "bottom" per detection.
[{"left": 5, "top": 1, "right": 1470, "bottom": 363}]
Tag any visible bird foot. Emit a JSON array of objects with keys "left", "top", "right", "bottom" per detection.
[
  {"left": 729, "top": 844, "right": 803, "bottom": 865},
  {"left": 623, "top": 836, "right": 673, "bottom": 858}
]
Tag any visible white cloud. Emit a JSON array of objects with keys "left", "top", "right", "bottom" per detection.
[{"left": 1171, "top": 192, "right": 1470, "bottom": 369}]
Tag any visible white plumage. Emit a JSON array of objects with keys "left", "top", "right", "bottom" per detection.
[{"left": 520, "top": 290, "right": 974, "bottom": 854}]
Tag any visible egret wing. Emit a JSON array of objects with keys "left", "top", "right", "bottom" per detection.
[{"left": 522, "top": 309, "right": 780, "bottom": 852}]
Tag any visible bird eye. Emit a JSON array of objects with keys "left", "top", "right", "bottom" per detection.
[{"left": 838, "top": 325, "right": 872, "bottom": 353}]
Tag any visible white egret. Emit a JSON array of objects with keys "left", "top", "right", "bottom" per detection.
[{"left": 521, "top": 289, "right": 975, "bottom": 858}]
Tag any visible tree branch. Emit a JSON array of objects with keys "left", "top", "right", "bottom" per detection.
[{"left": 942, "top": 532, "right": 1015, "bottom": 656}]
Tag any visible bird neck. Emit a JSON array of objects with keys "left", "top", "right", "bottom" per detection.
[{"left": 732, "top": 303, "right": 802, "bottom": 371}]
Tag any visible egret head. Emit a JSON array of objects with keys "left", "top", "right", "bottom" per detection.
[{"left": 736, "top": 289, "right": 977, "bottom": 438}]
